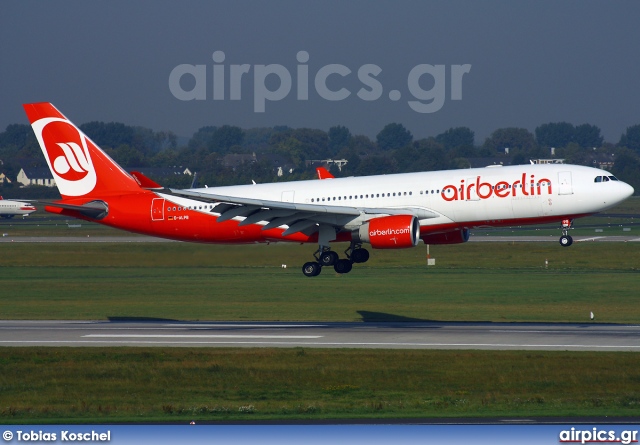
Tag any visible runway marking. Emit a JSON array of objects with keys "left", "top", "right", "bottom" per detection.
[
  {"left": 0, "top": 326, "right": 324, "bottom": 331},
  {"left": 83, "top": 334, "right": 323, "bottom": 339},
  {"left": 575, "top": 237, "right": 605, "bottom": 242},
  {"left": 164, "top": 324, "right": 327, "bottom": 328},
  {"left": 489, "top": 329, "right": 640, "bottom": 334}
]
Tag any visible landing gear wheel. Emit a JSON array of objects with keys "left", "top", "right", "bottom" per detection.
[
  {"left": 559, "top": 235, "right": 573, "bottom": 247},
  {"left": 319, "top": 250, "right": 339, "bottom": 266},
  {"left": 351, "top": 248, "right": 370, "bottom": 263},
  {"left": 302, "top": 261, "right": 322, "bottom": 277},
  {"left": 334, "top": 259, "right": 353, "bottom": 274}
]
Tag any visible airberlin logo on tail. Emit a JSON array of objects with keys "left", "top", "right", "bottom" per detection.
[
  {"left": 31, "top": 117, "right": 97, "bottom": 196},
  {"left": 52, "top": 142, "right": 91, "bottom": 180}
]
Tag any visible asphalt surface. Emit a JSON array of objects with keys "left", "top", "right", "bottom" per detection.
[{"left": 1, "top": 320, "right": 639, "bottom": 351}]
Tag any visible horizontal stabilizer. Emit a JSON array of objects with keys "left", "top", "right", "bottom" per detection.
[{"left": 38, "top": 200, "right": 109, "bottom": 219}]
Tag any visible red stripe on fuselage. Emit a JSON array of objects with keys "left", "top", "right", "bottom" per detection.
[{"left": 44, "top": 191, "right": 589, "bottom": 244}]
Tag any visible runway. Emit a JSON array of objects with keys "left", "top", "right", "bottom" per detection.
[{"left": 1, "top": 320, "right": 639, "bottom": 351}]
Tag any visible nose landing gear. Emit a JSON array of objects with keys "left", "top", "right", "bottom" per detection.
[{"left": 559, "top": 219, "right": 573, "bottom": 247}]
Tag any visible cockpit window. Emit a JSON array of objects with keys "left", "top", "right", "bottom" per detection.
[{"left": 595, "top": 175, "right": 620, "bottom": 183}]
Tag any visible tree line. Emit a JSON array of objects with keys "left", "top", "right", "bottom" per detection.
[{"left": 1, "top": 119, "right": 639, "bottom": 197}]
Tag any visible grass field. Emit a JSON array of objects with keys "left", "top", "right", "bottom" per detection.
[
  {"left": 0, "top": 242, "right": 638, "bottom": 322},
  {"left": 1, "top": 348, "right": 640, "bottom": 422}
]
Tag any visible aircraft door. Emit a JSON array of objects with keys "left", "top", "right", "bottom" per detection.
[
  {"left": 281, "top": 191, "right": 295, "bottom": 202},
  {"left": 558, "top": 172, "right": 573, "bottom": 195},
  {"left": 151, "top": 198, "right": 165, "bottom": 221}
]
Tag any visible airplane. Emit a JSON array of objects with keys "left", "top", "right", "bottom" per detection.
[
  {"left": 0, "top": 196, "right": 37, "bottom": 219},
  {"left": 23, "top": 102, "right": 634, "bottom": 277}
]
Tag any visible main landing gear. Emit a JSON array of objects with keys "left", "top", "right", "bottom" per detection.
[
  {"left": 559, "top": 219, "right": 573, "bottom": 247},
  {"left": 301, "top": 243, "right": 370, "bottom": 277}
]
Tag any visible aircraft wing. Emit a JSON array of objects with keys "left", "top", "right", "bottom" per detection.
[{"left": 164, "top": 188, "right": 438, "bottom": 236}]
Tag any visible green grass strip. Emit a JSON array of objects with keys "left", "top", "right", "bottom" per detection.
[
  {"left": 0, "top": 242, "right": 638, "bottom": 322},
  {"left": 1, "top": 348, "right": 639, "bottom": 422}
]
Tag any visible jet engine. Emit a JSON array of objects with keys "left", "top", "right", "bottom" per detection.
[{"left": 352, "top": 215, "right": 420, "bottom": 249}]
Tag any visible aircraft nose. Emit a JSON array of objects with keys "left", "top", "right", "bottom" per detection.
[{"left": 619, "top": 181, "right": 635, "bottom": 200}]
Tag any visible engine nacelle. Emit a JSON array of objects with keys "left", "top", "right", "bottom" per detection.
[
  {"left": 421, "top": 228, "right": 470, "bottom": 245},
  {"left": 352, "top": 215, "right": 420, "bottom": 249}
]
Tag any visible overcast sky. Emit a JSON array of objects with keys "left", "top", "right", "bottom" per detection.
[{"left": 2, "top": 1, "right": 639, "bottom": 144}]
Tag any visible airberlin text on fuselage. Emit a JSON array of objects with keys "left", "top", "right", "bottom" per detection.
[{"left": 441, "top": 173, "right": 553, "bottom": 202}]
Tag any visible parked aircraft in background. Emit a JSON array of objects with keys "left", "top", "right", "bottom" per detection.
[
  {"left": 24, "top": 102, "right": 634, "bottom": 276},
  {"left": 0, "top": 197, "right": 36, "bottom": 218}
]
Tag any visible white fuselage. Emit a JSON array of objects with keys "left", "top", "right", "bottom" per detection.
[
  {"left": 0, "top": 199, "right": 36, "bottom": 218},
  {"left": 179, "top": 163, "right": 633, "bottom": 231}
]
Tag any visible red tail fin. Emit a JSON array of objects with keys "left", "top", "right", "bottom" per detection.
[
  {"left": 130, "top": 171, "right": 163, "bottom": 189},
  {"left": 316, "top": 166, "right": 335, "bottom": 179},
  {"left": 23, "top": 103, "right": 141, "bottom": 200}
]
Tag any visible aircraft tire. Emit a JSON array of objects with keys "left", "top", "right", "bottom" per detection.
[
  {"left": 302, "top": 261, "right": 322, "bottom": 277},
  {"left": 351, "top": 248, "right": 370, "bottom": 263},
  {"left": 319, "top": 251, "right": 339, "bottom": 266},
  {"left": 334, "top": 259, "right": 353, "bottom": 274},
  {"left": 559, "top": 235, "right": 573, "bottom": 247}
]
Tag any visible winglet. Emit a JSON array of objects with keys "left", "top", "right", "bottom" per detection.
[{"left": 316, "top": 166, "right": 335, "bottom": 179}]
